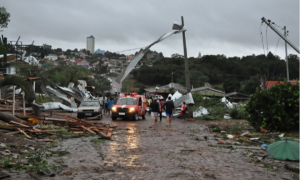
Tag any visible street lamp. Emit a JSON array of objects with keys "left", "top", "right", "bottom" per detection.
[{"left": 172, "top": 16, "right": 191, "bottom": 92}]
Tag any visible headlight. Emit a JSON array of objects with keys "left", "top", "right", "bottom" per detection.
[
  {"left": 129, "top": 107, "right": 135, "bottom": 112},
  {"left": 94, "top": 109, "right": 99, "bottom": 112},
  {"left": 112, "top": 107, "right": 117, "bottom": 112}
]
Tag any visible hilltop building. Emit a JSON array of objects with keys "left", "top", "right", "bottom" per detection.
[
  {"left": 95, "top": 49, "right": 106, "bottom": 54},
  {"left": 197, "top": 52, "right": 201, "bottom": 59},
  {"left": 86, "top": 35, "right": 95, "bottom": 54}
]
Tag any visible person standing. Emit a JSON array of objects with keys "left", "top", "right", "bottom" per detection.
[
  {"left": 105, "top": 97, "right": 115, "bottom": 116},
  {"left": 150, "top": 98, "right": 160, "bottom": 124},
  {"left": 163, "top": 96, "right": 175, "bottom": 126},
  {"left": 101, "top": 94, "right": 107, "bottom": 114},
  {"left": 158, "top": 98, "right": 163, "bottom": 121},
  {"left": 180, "top": 102, "right": 188, "bottom": 120}
]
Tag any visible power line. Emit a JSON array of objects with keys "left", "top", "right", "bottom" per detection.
[
  {"left": 260, "top": 22, "right": 266, "bottom": 55},
  {"left": 265, "top": 25, "right": 269, "bottom": 54}
]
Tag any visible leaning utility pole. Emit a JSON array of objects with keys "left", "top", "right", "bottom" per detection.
[
  {"left": 284, "top": 26, "right": 289, "bottom": 81},
  {"left": 181, "top": 16, "right": 191, "bottom": 92},
  {"left": 261, "top": 17, "right": 299, "bottom": 81},
  {"left": 261, "top": 17, "right": 299, "bottom": 53}
]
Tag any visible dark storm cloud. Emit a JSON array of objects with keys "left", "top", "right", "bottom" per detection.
[{"left": 1, "top": 0, "right": 299, "bottom": 58}]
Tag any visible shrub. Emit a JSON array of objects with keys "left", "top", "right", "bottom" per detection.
[
  {"left": 229, "top": 105, "right": 248, "bottom": 119},
  {"left": 245, "top": 81, "right": 299, "bottom": 131}
]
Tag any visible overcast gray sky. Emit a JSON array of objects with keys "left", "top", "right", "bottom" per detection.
[{"left": 1, "top": 0, "right": 299, "bottom": 59}]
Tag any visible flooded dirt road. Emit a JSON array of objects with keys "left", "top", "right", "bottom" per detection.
[{"left": 7, "top": 114, "right": 297, "bottom": 180}]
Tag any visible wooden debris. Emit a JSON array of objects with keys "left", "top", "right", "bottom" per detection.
[
  {"left": 240, "top": 131, "right": 249, "bottom": 136},
  {"left": 80, "top": 126, "right": 96, "bottom": 134},
  {"left": 0, "top": 111, "right": 29, "bottom": 124},
  {"left": 0, "top": 111, "right": 116, "bottom": 139},
  {"left": 10, "top": 121, "right": 31, "bottom": 127},
  {"left": 17, "top": 128, "right": 31, "bottom": 138}
]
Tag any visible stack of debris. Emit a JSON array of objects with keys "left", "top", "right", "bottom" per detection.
[{"left": 0, "top": 112, "right": 116, "bottom": 139}]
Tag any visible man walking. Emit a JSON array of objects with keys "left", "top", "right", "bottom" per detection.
[
  {"left": 163, "top": 96, "right": 175, "bottom": 126},
  {"left": 105, "top": 97, "right": 115, "bottom": 116},
  {"left": 150, "top": 98, "right": 160, "bottom": 125}
]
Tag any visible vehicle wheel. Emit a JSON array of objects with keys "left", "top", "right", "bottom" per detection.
[
  {"left": 132, "top": 113, "right": 138, "bottom": 121},
  {"left": 142, "top": 115, "right": 145, "bottom": 120},
  {"left": 112, "top": 116, "right": 117, "bottom": 120}
]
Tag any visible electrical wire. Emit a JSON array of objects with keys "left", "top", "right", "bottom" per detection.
[
  {"left": 260, "top": 22, "right": 266, "bottom": 55},
  {"left": 265, "top": 24, "right": 269, "bottom": 54}
]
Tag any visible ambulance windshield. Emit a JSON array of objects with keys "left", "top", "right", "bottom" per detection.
[{"left": 117, "top": 97, "right": 137, "bottom": 105}]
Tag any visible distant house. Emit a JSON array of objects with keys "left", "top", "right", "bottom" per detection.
[
  {"left": 71, "top": 52, "right": 79, "bottom": 56},
  {"left": 225, "top": 92, "right": 250, "bottom": 102},
  {"left": 68, "top": 59, "right": 76, "bottom": 65},
  {"left": 191, "top": 86, "right": 225, "bottom": 97},
  {"left": 262, "top": 81, "right": 300, "bottom": 90},
  {"left": 44, "top": 55, "right": 58, "bottom": 61},
  {"left": 126, "top": 54, "right": 135, "bottom": 60},
  {"left": 109, "top": 68, "right": 121, "bottom": 73},
  {"left": 59, "top": 55, "right": 66, "bottom": 59},
  {"left": 0, "top": 55, "right": 17, "bottom": 74},
  {"left": 92, "top": 61, "right": 99, "bottom": 70},
  {"left": 145, "top": 82, "right": 187, "bottom": 94},
  {"left": 147, "top": 53, "right": 158, "bottom": 60},
  {"left": 94, "top": 49, "right": 106, "bottom": 54},
  {"left": 43, "top": 44, "right": 52, "bottom": 49},
  {"left": 76, "top": 59, "right": 90, "bottom": 68}
]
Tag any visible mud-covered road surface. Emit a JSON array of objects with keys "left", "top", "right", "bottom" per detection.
[{"left": 6, "top": 114, "right": 298, "bottom": 180}]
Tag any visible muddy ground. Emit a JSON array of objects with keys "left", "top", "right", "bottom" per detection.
[{"left": 0, "top": 113, "right": 299, "bottom": 180}]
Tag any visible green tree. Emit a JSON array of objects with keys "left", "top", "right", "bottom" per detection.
[
  {"left": 64, "top": 49, "right": 71, "bottom": 56},
  {"left": 223, "top": 79, "right": 240, "bottom": 93},
  {"left": 245, "top": 81, "right": 299, "bottom": 131},
  {"left": 0, "top": 7, "right": 10, "bottom": 29},
  {"left": 0, "top": 44, "right": 6, "bottom": 54}
]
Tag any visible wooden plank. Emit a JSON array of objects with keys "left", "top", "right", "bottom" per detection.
[
  {"left": 90, "top": 127, "right": 113, "bottom": 132},
  {"left": 80, "top": 126, "right": 96, "bottom": 134},
  {"left": 106, "top": 132, "right": 112, "bottom": 138},
  {"left": 93, "top": 129, "right": 108, "bottom": 138},
  {"left": 17, "top": 128, "right": 31, "bottom": 138},
  {"left": 10, "top": 121, "right": 31, "bottom": 127}
]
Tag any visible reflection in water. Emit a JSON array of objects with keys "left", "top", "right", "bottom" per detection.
[
  {"left": 106, "top": 122, "right": 141, "bottom": 167},
  {"left": 125, "top": 123, "right": 140, "bottom": 166}
]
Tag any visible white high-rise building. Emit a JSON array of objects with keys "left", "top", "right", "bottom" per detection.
[{"left": 86, "top": 35, "right": 95, "bottom": 54}]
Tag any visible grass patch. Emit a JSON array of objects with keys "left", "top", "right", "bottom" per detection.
[
  {"left": 35, "top": 95, "right": 52, "bottom": 103},
  {"left": 90, "top": 138, "right": 105, "bottom": 144}
]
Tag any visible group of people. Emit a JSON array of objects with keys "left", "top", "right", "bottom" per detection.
[{"left": 149, "top": 96, "right": 188, "bottom": 127}]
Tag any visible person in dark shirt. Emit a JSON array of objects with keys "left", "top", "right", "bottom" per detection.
[
  {"left": 163, "top": 97, "right": 175, "bottom": 126},
  {"left": 150, "top": 98, "right": 160, "bottom": 124},
  {"left": 158, "top": 98, "right": 163, "bottom": 121}
]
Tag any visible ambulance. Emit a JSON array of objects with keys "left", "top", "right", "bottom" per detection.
[{"left": 111, "top": 92, "right": 147, "bottom": 120}]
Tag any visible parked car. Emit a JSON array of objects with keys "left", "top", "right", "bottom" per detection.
[{"left": 77, "top": 100, "right": 102, "bottom": 119}]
